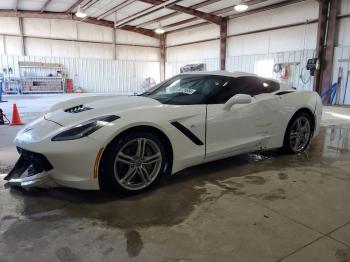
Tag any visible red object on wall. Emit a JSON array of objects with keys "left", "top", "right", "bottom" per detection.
[{"left": 66, "top": 79, "right": 73, "bottom": 93}]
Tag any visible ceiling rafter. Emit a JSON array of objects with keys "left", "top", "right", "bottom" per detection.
[
  {"left": 97, "top": 0, "right": 136, "bottom": 20},
  {"left": 160, "top": 0, "right": 269, "bottom": 31},
  {"left": 115, "top": 0, "right": 185, "bottom": 27},
  {"left": 0, "top": 10, "right": 160, "bottom": 39},
  {"left": 81, "top": 16, "right": 159, "bottom": 37},
  {"left": 168, "top": 21, "right": 208, "bottom": 33},
  {"left": 138, "top": 0, "right": 223, "bottom": 25},
  {"left": 167, "top": 0, "right": 306, "bottom": 33},
  {"left": 14, "top": 0, "right": 19, "bottom": 11},
  {"left": 163, "top": 17, "right": 197, "bottom": 29},
  {"left": 41, "top": 0, "right": 54, "bottom": 13},
  {"left": 136, "top": 0, "right": 222, "bottom": 28},
  {"left": 82, "top": 0, "right": 101, "bottom": 10},
  {"left": 66, "top": 0, "right": 85, "bottom": 13},
  {"left": 229, "top": 0, "right": 305, "bottom": 18}
]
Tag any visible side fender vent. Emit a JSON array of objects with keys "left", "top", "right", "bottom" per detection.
[
  {"left": 64, "top": 105, "right": 93, "bottom": 113},
  {"left": 171, "top": 121, "right": 204, "bottom": 146}
]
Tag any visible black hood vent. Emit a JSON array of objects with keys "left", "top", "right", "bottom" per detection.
[{"left": 64, "top": 105, "right": 93, "bottom": 113}]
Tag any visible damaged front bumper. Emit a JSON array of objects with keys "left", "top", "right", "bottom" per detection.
[{"left": 4, "top": 148, "right": 57, "bottom": 188}]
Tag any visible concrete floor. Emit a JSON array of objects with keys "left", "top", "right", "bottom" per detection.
[{"left": 1, "top": 94, "right": 350, "bottom": 262}]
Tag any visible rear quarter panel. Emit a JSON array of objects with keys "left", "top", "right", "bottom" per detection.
[{"left": 274, "top": 90, "right": 321, "bottom": 146}]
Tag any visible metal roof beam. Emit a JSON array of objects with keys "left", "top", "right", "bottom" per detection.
[
  {"left": 0, "top": 10, "right": 160, "bottom": 39},
  {"left": 66, "top": 0, "right": 85, "bottom": 13},
  {"left": 136, "top": 0, "right": 222, "bottom": 28},
  {"left": 138, "top": 0, "right": 222, "bottom": 25},
  {"left": 97, "top": 0, "right": 136, "bottom": 20},
  {"left": 152, "top": 0, "right": 269, "bottom": 31},
  {"left": 82, "top": 0, "right": 101, "bottom": 10},
  {"left": 41, "top": 0, "right": 54, "bottom": 12},
  {"left": 166, "top": 0, "right": 305, "bottom": 33},
  {"left": 115, "top": 0, "right": 185, "bottom": 27}
]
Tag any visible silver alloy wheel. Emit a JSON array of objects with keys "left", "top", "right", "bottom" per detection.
[
  {"left": 113, "top": 138, "right": 162, "bottom": 190},
  {"left": 289, "top": 116, "right": 311, "bottom": 152}
]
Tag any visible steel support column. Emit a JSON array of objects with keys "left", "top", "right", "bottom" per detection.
[
  {"left": 314, "top": 0, "right": 337, "bottom": 97},
  {"left": 112, "top": 29, "right": 116, "bottom": 60},
  {"left": 19, "top": 17, "right": 26, "bottom": 56},
  {"left": 160, "top": 34, "right": 166, "bottom": 81},
  {"left": 321, "top": 0, "right": 337, "bottom": 96},
  {"left": 220, "top": 18, "right": 227, "bottom": 71}
]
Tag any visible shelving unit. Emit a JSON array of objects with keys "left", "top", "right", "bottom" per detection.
[
  {"left": 2, "top": 78, "right": 20, "bottom": 94},
  {"left": 19, "top": 61, "right": 65, "bottom": 93}
]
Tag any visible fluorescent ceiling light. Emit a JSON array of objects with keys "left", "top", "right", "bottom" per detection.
[
  {"left": 76, "top": 5, "right": 87, "bottom": 18},
  {"left": 234, "top": 4, "right": 248, "bottom": 12},
  {"left": 154, "top": 28, "right": 165, "bottom": 34},
  {"left": 154, "top": 23, "right": 165, "bottom": 34}
]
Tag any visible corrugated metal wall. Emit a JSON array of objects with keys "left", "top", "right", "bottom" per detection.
[
  {"left": 0, "top": 55, "right": 160, "bottom": 94},
  {"left": 226, "top": 49, "right": 315, "bottom": 91},
  {"left": 332, "top": 46, "right": 350, "bottom": 105},
  {"left": 165, "top": 58, "right": 220, "bottom": 78},
  {"left": 333, "top": 2, "right": 350, "bottom": 105},
  {"left": 166, "top": 49, "right": 315, "bottom": 91}
]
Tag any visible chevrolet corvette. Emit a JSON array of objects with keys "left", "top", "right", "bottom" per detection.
[{"left": 5, "top": 71, "right": 322, "bottom": 193}]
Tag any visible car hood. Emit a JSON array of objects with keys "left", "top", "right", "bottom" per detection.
[{"left": 45, "top": 95, "right": 162, "bottom": 127}]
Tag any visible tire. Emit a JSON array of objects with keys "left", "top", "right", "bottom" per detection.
[
  {"left": 99, "top": 132, "right": 168, "bottom": 194},
  {"left": 283, "top": 112, "right": 313, "bottom": 154}
]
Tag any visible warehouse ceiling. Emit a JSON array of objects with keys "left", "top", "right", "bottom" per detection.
[{"left": 0, "top": 0, "right": 304, "bottom": 36}]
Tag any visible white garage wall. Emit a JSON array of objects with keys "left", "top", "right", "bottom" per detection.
[
  {"left": 227, "top": 23, "right": 317, "bottom": 56},
  {"left": 166, "top": 38, "right": 220, "bottom": 78},
  {"left": 166, "top": 24, "right": 219, "bottom": 46},
  {"left": 0, "top": 17, "right": 161, "bottom": 93},
  {"left": 226, "top": 49, "right": 315, "bottom": 91},
  {"left": 0, "top": 17, "right": 160, "bottom": 61},
  {"left": 116, "top": 45, "right": 160, "bottom": 61},
  {"left": 227, "top": 0, "right": 318, "bottom": 36},
  {"left": 0, "top": 54, "right": 160, "bottom": 94},
  {"left": 166, "top": 24, "right": 220, "bottom": 77},
  {"left": 3, "top": 36, "right": 23, "bottom": 56},
  {"left": 0, "top": 17, "right": 20, "bottom": 35},
  {"left": 1, "top": 0, "right": 348, "bottom": 95},
  {"left": 77, "top": 22, "right": 113, "bottom": 43},
  {"left": 166, "top": 0, "right": 318, "bottom": 91},
  {"left": 0, "top": 36, "right": 4, "bottom": 54},
  {"left": 331, "top": 0, "right": 350, "bottom": 104},
  {"left": 115, "top": 29, "right": 159, "bottom": 47}
]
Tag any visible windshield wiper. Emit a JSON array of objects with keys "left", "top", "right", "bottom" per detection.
[{"left": 138, "top": 92, "right": 151, "bottom": 96}]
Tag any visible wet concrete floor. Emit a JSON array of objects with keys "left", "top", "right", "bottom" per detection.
[{"left": 1, "top": 96, "right": 350, "bottom": 261}]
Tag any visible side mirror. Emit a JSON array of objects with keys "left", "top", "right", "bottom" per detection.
[{"left": 222, "top": 94, "right": 252, "bottom": 111}]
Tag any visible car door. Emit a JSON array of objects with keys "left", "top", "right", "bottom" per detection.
[{"left": 205, "top": 76, "right": 283, "bottom": 160}]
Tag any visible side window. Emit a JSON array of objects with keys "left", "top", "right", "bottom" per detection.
[
  {"left": 208, "top": 76, "right": 280, "bottom": 104},
  {"left": 207, "top": 77, "right": 236, "bottom": 104},
  {"left": 260, "top": 79, "right": 280, "bottom": 93},
  {"left": 233, "top": 77, "right": 280, "bottom": 96}
]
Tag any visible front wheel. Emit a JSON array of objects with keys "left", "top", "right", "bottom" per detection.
[
  {"left": 99, "top": 132, "right": 167, "bottom": 194},
  {"left": 283, "top": 113, "right": 312, "bottom": 154}
]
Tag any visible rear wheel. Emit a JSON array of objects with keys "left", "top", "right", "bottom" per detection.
[
  {"left": 283, "top": 113, "right": 312, "bottom": 154},
  {"left": 99, "top": 132, "right": 167, "bottom": 194}
]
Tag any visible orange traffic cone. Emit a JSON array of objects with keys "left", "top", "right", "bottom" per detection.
[{"left": 10, "top": 103, "right": 24, "bottom": 125}]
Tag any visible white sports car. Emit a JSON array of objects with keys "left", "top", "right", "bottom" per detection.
[{"left": 5, "top": 71, "right": 322, "bottom": 194}]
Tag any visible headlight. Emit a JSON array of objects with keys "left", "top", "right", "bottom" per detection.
[{"left": 51, "top": 115, "right": 119, "bottom": 141}]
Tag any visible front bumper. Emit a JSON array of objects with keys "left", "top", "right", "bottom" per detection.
[
  {"left": 4, "top": 148, "right": 57, "bottom": 188},
  {"left": 4, "top": 117, "right": 102, "bottom": 190}
]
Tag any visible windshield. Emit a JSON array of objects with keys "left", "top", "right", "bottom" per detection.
[{"left": 141, "top": 74, "right": 229, "bottom": 105}]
